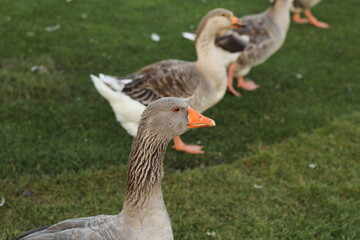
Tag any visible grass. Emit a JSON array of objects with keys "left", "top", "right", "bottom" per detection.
[{"left": 0, "top": 0, "right": 359, "bottom": 239}]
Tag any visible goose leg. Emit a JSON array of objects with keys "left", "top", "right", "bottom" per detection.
[
  {"left": 227, "top": 63, "right": 241, "bottom": 96},
  {"left": 293, "top": 12, "right": 309, "bottom": 23},
  {"left": 303, "top": 9, "right": 330, "bottom": 29},
  {"left": 172, "top": 136, "right": 204, "bottom": 154},
  {"left": 237, "top": 76, "right": 259, "bottom": 91}
]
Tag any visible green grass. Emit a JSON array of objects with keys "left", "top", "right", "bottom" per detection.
[{"left": 0, "top": 0, "right": 359, "bottom": 239}]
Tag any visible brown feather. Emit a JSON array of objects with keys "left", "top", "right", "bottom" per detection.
[{"left": 120, "top": 60, "right": 201, "bottom": 105}]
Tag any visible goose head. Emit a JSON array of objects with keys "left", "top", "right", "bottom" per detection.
[
  {"left": 138, "top": 97, "right": 216, "bottom": 141},
  {"left": 195, "top": 8, "right": 244, "bottom": 45}
]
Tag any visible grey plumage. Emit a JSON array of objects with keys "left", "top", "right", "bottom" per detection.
[
  {"left": 292, "top": 0, "right": 322, "bottom": 12},
  {"left": 216, "top": 0, "right": 291, "bottom": 70},
  {"left": 119, "top": 60, "right": 202, "bottom": 106}
]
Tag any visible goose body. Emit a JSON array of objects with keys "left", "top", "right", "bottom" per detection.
[
  {"left": 292, "top": 0, "right": 322, "bottom": 10},
  {"left": 291, "top": 0, "right": 329, "bottom": 28},
  {"left": 92, "top": 60, "right": 217, "bottom": 136},
  {"left": 16, "top": 97, "right": 216, "bottom": 240},
  {"left": 91, "top": 8, "right": 243, "bottom": 154},
  {"left": 215, "top": 0, "right": 291, "bottom": 96}
]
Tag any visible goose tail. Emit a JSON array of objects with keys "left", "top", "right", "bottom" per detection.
[
  {"left": 90, "top": 73, "right": 125, "bottom": 102},
  {"left": 90, "top": 73, "right": 145, "bottom": 136}
]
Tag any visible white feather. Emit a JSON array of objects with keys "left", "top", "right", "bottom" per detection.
[
  {"left": 182, "top": 32, "right": 196, "bottom": 41},
  {"left": 121, "top": 79, "right": 133, "bottom": 84},
  {"left": 238, "top": 35, "right": 250, "bottom": 43},
  {"left": 90, "top": 74, "right": 146, "bottom": 136}
]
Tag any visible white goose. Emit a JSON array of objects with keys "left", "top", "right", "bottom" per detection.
[
  {"left": 91, "top": 8, "right": 243, "bottom": 154},
  {"left": 16, "top": 97, "right": 216, "bottom": 240},
  {"left": 291, "top": 0, "right": 329, "bottom": 28},
  {"left": 215, "top": 0, "right": 291, "bottom": 96}
]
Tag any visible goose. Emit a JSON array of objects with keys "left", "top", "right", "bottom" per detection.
[
  {"left": 16, "top": 97, "right": 216, "bottom": 240},
  {"left": 215, "top": 0, "right": 291, "bottom": 96},
  {"left": 90, "top": 8, "right": 243, "bottom": 154},
  {"left": 291, "top": 0, "right": 329, "bottom": 28}
]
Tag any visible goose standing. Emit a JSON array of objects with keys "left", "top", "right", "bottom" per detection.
[
  {"left": 291, "top": 0, "right": 329, "bottom": 28},
  {"left": 16, "top": 97, "right": 216, "bottom": 240},
  {"left": 215, "top": 0, "right": 291, "bottom": 96},
  {"left": 91, "top": 8, "right": 243, "bottom": 154}
]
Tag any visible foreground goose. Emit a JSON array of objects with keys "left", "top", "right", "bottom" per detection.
[
  {"left": 91, "top": 8, "right": 243, "bottom": 154},
  {"left": 291, "top": 0, "right": 329, "bottom": 28},
  {"left": 215, "top": 0, "right": 291, "bottom": 96},
  {"left": 16, "top": 97, "right": 215, "bottom": 240}
]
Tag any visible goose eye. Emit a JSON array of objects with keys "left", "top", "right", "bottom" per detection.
[{"left": 172, "top": 107, "right": 180, "bottom": 113}]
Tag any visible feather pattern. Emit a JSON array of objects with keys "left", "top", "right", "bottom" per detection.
[
  {"left": 16, "top": 215, "right": 114, "bottom": 239},
  {"left": 119, "top": 60, "right": 201, "bottom": 105}
]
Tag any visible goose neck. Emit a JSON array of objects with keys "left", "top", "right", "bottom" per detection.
[
  {"left": 195, "top": 26, "right": 226, "bottom": 67},
  {"left": 267, "top": 0, "right": 291, "bottom": 33},
  {"left": 269, "top": 0, "right": 291, "bottom": 17},
  {"left": 124, "top": 130, "right": 168, "bottom": 209}
]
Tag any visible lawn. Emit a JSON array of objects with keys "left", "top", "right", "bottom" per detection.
[{"left": 0, "top": 0, "right": 359, "bottom": 239}]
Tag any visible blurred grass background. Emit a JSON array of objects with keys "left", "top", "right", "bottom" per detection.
[{"left": 0, "top": 0, "right": 359, "bottom": 239}]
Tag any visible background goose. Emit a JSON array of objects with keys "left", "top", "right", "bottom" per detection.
[
  {"left": 16, "top": 97, "right": 216, "bottom": 240},
  {"left": 291, "top": 0, "right": 329, "bottom": 28},
  {"left": 91, "top": 8, "right": 243, "bottom": 154},
  {"left": 215, "top": 0, "right": 291, "bottom": 96}
]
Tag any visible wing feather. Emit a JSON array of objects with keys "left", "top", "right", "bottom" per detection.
[
  {"left": 16, "top": 216, "right": 109, "bottom": 239},
  {"left": 120, "top": 60, "right": 201, "bottom": 105},
  {"left": 216, "top": 15, "right": 271, "bottom": 50}
]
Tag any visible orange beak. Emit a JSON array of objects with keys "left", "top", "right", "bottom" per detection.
[
  {"left": 231, "top": 14, "right": 244, "bottom": 28},
  {"left": 187, "top": 107, "right": 216, "bottom": 129}
]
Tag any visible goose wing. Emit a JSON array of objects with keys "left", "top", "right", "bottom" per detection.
[
  {"left": 119, "top": 60, "right": 201, "bottom": 105},
  {"left": 215, "top": 32, "right": 248, "bottom": 52},
  {"left": 293, "top": 0, "right": 307, "bottom": 9},
  {"left": 215, "top": 15, "right": 273, "bottom": 57},
  {"left": 16, "top": 215, "right": 117, "bottom": 240}
]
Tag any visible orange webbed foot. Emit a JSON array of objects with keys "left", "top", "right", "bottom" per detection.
[
  {"left": 227, "top": 63, "right": 241, "bottom": 96},
  {"left": 304, "top": 10, "right": 330, "bottom": 29},
  {"left": 293, "top": 12, "right": 309, "bottom": 24},
  {"left": 172, "top": 136, "right": 205, "bottom": 154},
  {"left": 309, "top": 20, "right": 330, "bottom": 29},
  {"left": 227, "top": 85, "right": 241, "bottom": 97},
  {"left": 172, "top": 144, "right": 204, "bottom": 154},
  {"left": 237, "top": 77, "right": 259, "bottom": 91}
]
